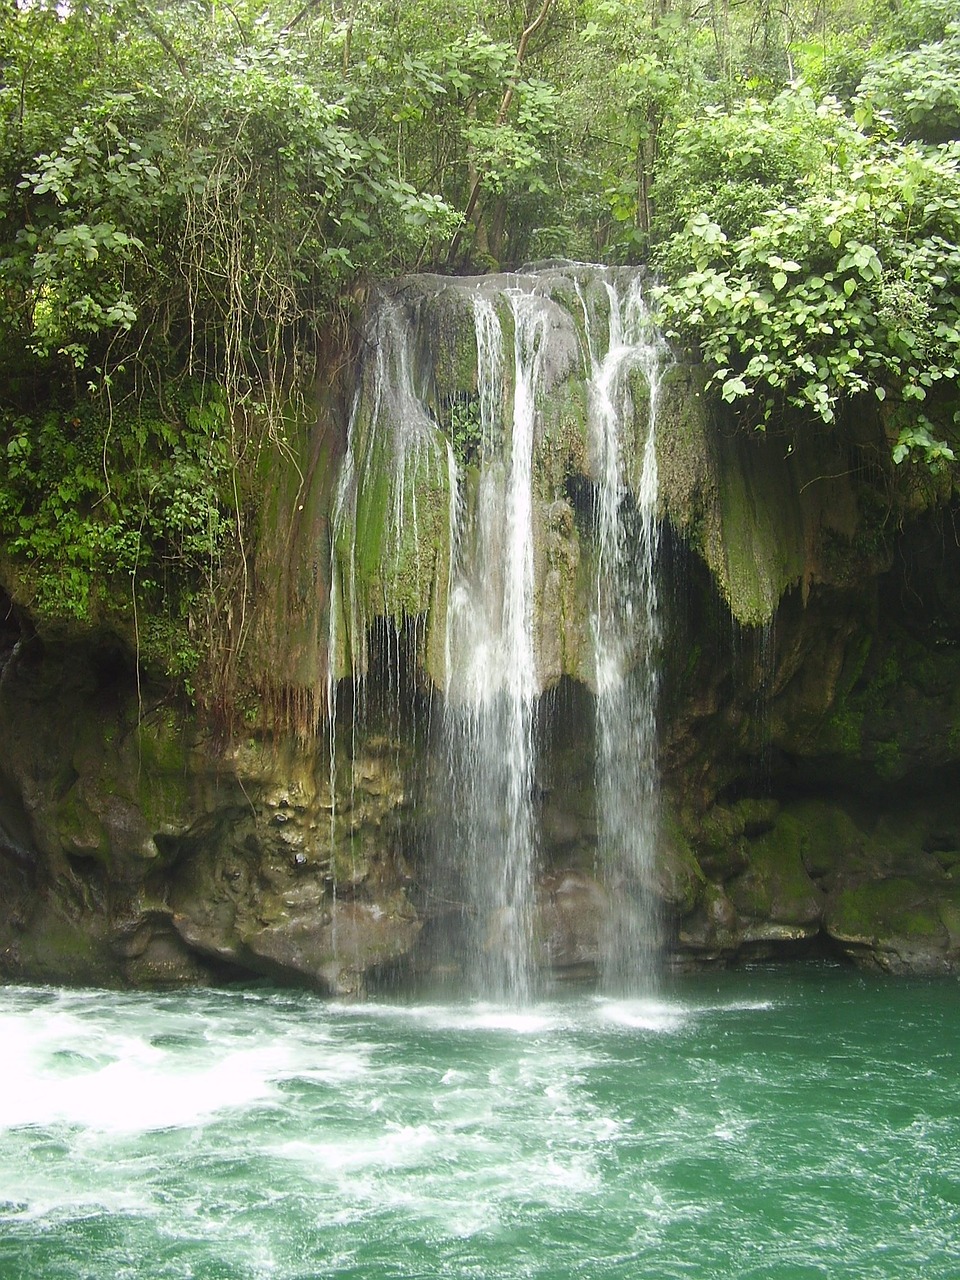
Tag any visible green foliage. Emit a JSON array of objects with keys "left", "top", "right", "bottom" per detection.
[
  {"left": 1, "top": 2, "right": 463, "bottom": 404},
  {"left": 892, "top": 416, "right": 957, "bottom": 471},
  {"left": 0, "top": 387, "right": 235, "bottom": 676},
  {"left": 653, "top": 95, "right": 829, "bottom": 242},
  {"left": 877, "top": 0, "right": 958, "bottom": 48},
  {"left": 567, "top": 0, "right": 850, "bottom": 257},
  {"left": 4, "top": 0, "right": 960, "bottom": 693},
  {"left": 0, "top": 0, "right": 474, "bottom": 688},
  {"left": 653, "top": 88, "right": 960, "bottom": 446},
  {"left": 443, "top": 393, "right": 484, "bottom": 464},
  {"left": 859, "top": 26, "right": 960, "bottom": 144}
]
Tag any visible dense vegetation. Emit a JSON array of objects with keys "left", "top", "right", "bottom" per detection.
[{"left": 2, "top": 0, "right": 959, "bottom": 690}]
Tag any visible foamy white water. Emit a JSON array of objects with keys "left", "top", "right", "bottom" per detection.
[
  {"left": 440, "top": 285, "right": 553, "bottom": 1003},
  {"left": 2, "top": 973, "right": 959, "bottom": 1279}
]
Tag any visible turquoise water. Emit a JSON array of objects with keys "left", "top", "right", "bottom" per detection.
[{"left": 1, "top": 967, "right": 958, "bottom": 1279}]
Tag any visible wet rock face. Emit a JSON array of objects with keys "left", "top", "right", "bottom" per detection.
[
  {"left": 166, "top": 736, "right": 422, "bottom": 996},
  {"left": 536, "top": 870, "right": 609, "bottom": 977},
  {"left": 653, "top": 498, "right": 960, "bottom": 976},
  {"left": 5, "top": 555, "right": 960, "bottom": 988},
  {"left": 0, "top": 637, "right": 422, "bottom": 994},
  {"left": 668, "top": 793, "right": 960, "bottom": 975}
]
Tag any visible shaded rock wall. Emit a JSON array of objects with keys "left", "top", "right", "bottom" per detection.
[{"left": 0, "top": 627, "right": 420, "bottom": 993}]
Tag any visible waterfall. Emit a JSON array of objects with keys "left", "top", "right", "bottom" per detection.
[
  {"left": 328, "top": 297, "right": 451, "bottom": 679},
  {"left": 581, "top": 273, "right": 670, "bottom": 991},
  {"left": 440, "top": 288, "right": 547, "bottom": 1003},
  {"left": 329, "top": 266, "right": 668, "bottom": 1000}
]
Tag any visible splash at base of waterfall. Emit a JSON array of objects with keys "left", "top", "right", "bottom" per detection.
[{"left": 4, "top": 972, "right": 957, "bottom": 1280}]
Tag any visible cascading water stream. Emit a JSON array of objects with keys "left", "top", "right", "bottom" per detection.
[
  {"left": 580, "top": 272, "right": 670, "bottom": 991},
  {"left": 326, "top": 296, "right": 453, "bottom": 987},
  {"left": 329, "top": 297, "right": 449, "bottom": 675},
  {"left": 441, "top": 287, "right": 547, "bottom": 1003}
]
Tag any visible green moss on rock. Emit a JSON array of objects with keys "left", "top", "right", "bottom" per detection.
[
  {"left": 420, "top": 291, "right": 479, "bottom": 405},
  {"left": 728, "top": 809, "right": 824, "bottom": 928},
  {"left": 826, "top": 878, "right": 945, "bottom": 945},
  {"left": 822, "top": 705, "right": 864, "bottom": 757},
  {"left": 658, "top": 809, "right": 706, "bottom": 914},
  {"left": 783, "top": 799, "right": 866, "bottom": 879}
]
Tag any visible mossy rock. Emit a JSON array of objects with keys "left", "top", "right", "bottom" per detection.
[
  {"left": 661, "top": 401, "right": 870, "bottom": 628},
  {"left": 133, "top": 712, "right": 193, "bottom": 830},
  {"left": 654, "top": 364, "right": 715, "bottom": 531},
  {"left": 785, "top": 799, "right": 867, "bottom": 879},
  {"left": 534, "top": 496, "right": 590, "bottom": 687},
  {"left": 824, "top": 877, "right": 952, "bottom": 968},
  {"left": 820, "top": 704, "right": 865, "bottom": 758},
  {"left": 676, "top": 881, "right": 740, "bottom": 954},
  {"left": 334, "top": 413, "right": 452, "bottom": 680},
  {"left": 16, "top": 905, "right": 117, "bottom": 985},
  {"left": 695, "top": 797, "right": 779, "bottom": 880},
  {"left": 417, "top": 290, "right": 479, "bottom": 406},
  {"left": 727, "top": 810, "right": 824, "bottom": 930},
  {"left": 712, "top": 432, "right": 807, "bottom": 625},
  {"left": 243, "top": 396, "right": 340, "bottom": 711},
  {"left": 55, "top": 790, "right": 110, "bottom": 863},
  {"left": 657, "top": 811, "right": 706, "bottom": 915},
  {"left": 535, "top": 378, "right": 590, "bottom": 494}
]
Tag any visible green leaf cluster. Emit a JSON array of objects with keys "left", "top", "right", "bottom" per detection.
[
  {"left": 4, "top": 0, "right": 960, "bottom": 692},
  {"left": 0, "top": 1, "right": 472, "bottom": 404},
  {"left": 0, "top": 387, "right": 235, "bottom": 677},
  {"left": 652, "top": 85, "right": 960, "bottom": 462}
]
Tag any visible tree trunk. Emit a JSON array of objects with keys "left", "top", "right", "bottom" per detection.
[{"left": 447, "top": 0, "right": 554, "bottom": 267}]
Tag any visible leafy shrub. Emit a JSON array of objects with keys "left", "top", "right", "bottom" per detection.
[
  {"left": 653, "top": 88, "right": 960, "bottom": 462},
  {"left": 0, "top": 386, "right": 235, "bottom": 675}
]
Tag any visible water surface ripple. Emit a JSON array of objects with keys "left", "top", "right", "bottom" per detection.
[{"left": 2, "top": 967, "right": 958, "bottom": 1279}]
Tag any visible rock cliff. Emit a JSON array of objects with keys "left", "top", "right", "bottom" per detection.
[{"left": 3, "top": 268, "right": 960, "bottom": 991}]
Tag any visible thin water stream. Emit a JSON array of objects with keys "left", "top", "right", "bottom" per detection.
[
  {"left": 581, "top": 273, "right": 669, "bottom": 991},
  {"left": 3, "top": 969, "right": 958, "bottom": 1279}
]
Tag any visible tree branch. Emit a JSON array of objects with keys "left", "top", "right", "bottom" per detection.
[
  {"left": 447, "top": 0, "right": 555, "bottom": 267},
  {"left": 135, "top": 8, "right": 188, "bottom": 76},
  {"left": 281, "top": 0, "right": 325, "bottom": 36}
]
